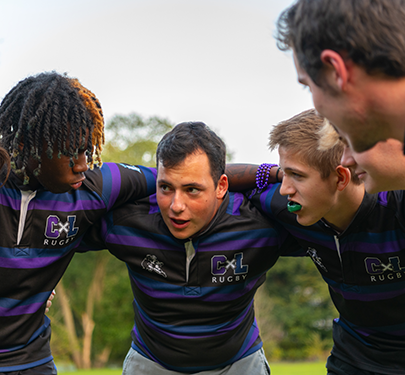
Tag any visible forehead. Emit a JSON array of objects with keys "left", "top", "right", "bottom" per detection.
[
  {"left": 157, "top": 151, "right": 212, "bottom": 180},
  {"left": 279, "top": 146, "right": 319, "bottom": 174}
]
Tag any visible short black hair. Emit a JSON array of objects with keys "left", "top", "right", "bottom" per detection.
[{"left": 156, "top": 122, "right": 226, "bottom": 185}]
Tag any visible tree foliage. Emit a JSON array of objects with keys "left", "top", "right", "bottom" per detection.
[
  {"left": 102, "top": 113, "right": 173, "bottom": 166},
  {"left": 257, "top": 256, "right": 337, "bottom": 361}
]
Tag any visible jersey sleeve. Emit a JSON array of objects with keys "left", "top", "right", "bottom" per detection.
[
  {"left": 79, "top": 216, "right": 109, "bottom": 252},
  {"left": 246, "top": 183, "right": 287, "bottom": 220},
  {"left": 84, "top": 162, "right": 157, "bottom": 211},
  {"left": 278, "top": 231, "right": 305, "bottom": 256}
]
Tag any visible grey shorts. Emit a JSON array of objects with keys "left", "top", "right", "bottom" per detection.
[{"left": 122, "top": 347, "right": 271, "bottom": 375}]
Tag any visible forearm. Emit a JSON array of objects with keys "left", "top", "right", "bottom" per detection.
[{"left": 225, "top": 163, "right": 282, "bottom": 191}]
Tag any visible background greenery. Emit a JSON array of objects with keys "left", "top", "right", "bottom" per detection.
[{"left": 48, "top": 113, "right": 337, "bottom": 369}]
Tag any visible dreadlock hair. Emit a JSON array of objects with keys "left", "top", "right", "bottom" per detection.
[
  {"left": 0, "top": 146, "right": 11, "bottom": 188},
  {"left": 0, "top": 72, "right": 104, "bottom": 185}
]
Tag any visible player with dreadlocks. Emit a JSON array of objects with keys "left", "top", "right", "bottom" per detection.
[{"left": 0, "top": 72, "right": 156, "bottom": 374}]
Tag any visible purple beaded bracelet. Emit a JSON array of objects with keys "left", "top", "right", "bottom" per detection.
[{"left": 256, "top": 163, "right": 278, "bottom": 189}]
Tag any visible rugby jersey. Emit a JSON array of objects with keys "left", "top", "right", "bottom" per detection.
[
  {"left": 83, "top": 192, "right": 297, "bottom": 373},
  {"left": 0, "top": 163, "right": 156, "bottom": 372},
  {"left": 249, "top": 183, "right": 405, "bottom": 374}
]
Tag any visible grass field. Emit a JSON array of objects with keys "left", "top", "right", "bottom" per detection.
[{"left": 59, "top": 361, "right": 326, "bottom": 374}]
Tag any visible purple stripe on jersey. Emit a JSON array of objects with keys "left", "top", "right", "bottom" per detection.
[
  {"left": 378, "top": 191, "right": 388, "bottom": 207},
  {"left": 132, "top": 275, "right": 260, "bottom": 302},
  {"left": 106, "top": 163, "right": 122, "bottom": 211},
  {"left": 0, "top": 195, "right": 21, "bottom": 211},
  {"left": 149, "top": 195, "right": 159, "bottom": 214},
  {"left": 0, "top": 255, "right": 61, "bottom": 269},
  {"left": 289, "top": 231, "right": 334, "bottom": 249},
  {"left": 349, "top": 325, "right": 403, "bottom": 337},
  {"left": 240, "top": 322, "right": 260, "bottom": 357},
  {"left": 32, "top": 197, "right": 105, "bottom": 212},
  {"left": 0, "top": 302, "right": 42, "bottom": 317},
  {"left": 231, "top": 194, "right": 243, "bottom": 215},
  {"left": 198, "top": 237, "right": 279, "bottom": 251},
  {"left": 108, "top": 234, "right": 179, "bottom": 251},
  {"left": 137, "top": 301, "right": 253, "bottom": 340},
  {"left": 330, "top": 285, "right": 404, "bottom": 301},
  {"left": 340, "top": 239, "right": 405, "bottom": 255},
  {"left": 352, "top": 327, "right": 372, "bottom": 337}
]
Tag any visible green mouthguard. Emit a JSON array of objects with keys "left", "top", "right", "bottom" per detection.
[{"left": 287, "top": 201, "right": 302, "bottom": 212}]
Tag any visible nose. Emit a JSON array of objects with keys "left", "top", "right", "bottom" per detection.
[
  {"left": 279, "top": 176, "right": 295, "bottom": 197},
  {"left": 170, "top": 192, "right": 185, "bottom": 214},
  {"left": 72, "top": 151, "right": 89, "bottom": 174},
  {"left": 340, "top": 146, "right": 356, "bottom": 168}
]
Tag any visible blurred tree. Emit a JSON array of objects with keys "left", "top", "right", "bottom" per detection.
[
  {"left": 102, "top": 113, "right": 173, "bottom": 165},
  {"left": 259, "top": 256, "right": 337, "bottom": 361}
]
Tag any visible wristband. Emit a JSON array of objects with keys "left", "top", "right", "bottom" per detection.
[{"left": 256, "top": 163, "right": 278, "bottom": 189}]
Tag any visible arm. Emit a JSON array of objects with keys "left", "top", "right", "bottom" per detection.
[{"left": 225, "top": 163, "right": 283, "bottom": 191}]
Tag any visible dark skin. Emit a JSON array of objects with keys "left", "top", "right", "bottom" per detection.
[{"left": 225, "top": 163, "right": 283, "bottom": 191}]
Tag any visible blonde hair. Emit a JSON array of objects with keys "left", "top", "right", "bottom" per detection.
[{"left": 269, "top": 109, "right": 343, "bottom": 179}]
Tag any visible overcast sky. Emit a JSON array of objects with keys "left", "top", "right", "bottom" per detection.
[{"left": 0, "top": 0, "right": 313, "bottom": 164}]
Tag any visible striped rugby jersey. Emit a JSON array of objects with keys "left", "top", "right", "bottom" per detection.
[
  {"left": 249, "top": 183, "right": 405, "bottom": 374},
  {"left": 83, "top": 192, "right": 297, "bottom": 372},
  {"left": 0, "top": 163, "right": 156, "bottom": 372}
]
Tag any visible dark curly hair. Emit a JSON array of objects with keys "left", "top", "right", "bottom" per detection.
[
  {"left": 0, "top": 147, "right": 10, "bottom": 187},
  {"left": 0, "top": 72, "right": 104, "bottom": 184}
]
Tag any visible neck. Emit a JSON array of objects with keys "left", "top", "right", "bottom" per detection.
[{"left": 323, "top": 183, "right": 365, "bottom": 232}]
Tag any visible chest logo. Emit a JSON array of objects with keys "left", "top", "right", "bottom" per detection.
[
  {"left": 365, "top": 256, "right": 405, "bottom": 282},
  {"left": 141, "top": 254, "right": 167, "bottom": 278},
  {"left": 307, "top": 247, "right": 328, "bottom": 272}
]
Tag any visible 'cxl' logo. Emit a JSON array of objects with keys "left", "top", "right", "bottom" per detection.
[
  {"left": 45, "top": 215, "right": 79, "bottom": 239},
  {"left": 211, "top": 253, "right": 249, "bottom": 276}
]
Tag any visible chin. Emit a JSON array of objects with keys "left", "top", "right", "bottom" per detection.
[
  {"left": 296, "top": 216, "right": 316, "bottom": 227},
  {"left": 363, "top": 178, "right": 385, "bottom": 194}
]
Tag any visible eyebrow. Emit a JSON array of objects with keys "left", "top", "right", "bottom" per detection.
[
  {"left": 157, "top": 179, "right": 205, "bottom": 189},
  {"left": 283, "top": 166, "right": 305, "bottom": 175}
]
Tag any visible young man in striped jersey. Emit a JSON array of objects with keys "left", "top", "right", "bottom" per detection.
[
  {"left": 246, "top": 109, "right": 405, "bottom": 374},
  {"left": 0, "top": 72, "right": 156, "bottom": 374},
  {"left": 83, "top": 122, "right": 297, "bottom": 375}
]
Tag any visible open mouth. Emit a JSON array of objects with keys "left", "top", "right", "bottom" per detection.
[
  {"left": 170, "top": 218, "right": 190, "bottom": 228},
  {"left": 287, "top": 201, "right": 302, "bottom": 213}
]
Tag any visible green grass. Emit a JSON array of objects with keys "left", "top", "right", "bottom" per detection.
[
  {"left": 59, "top": 370, "right": 121, "bottom": 375},
  {"left": 58, "top": 361, "right": 326, "bottom": 374},
  {"left": 271, "top": 361, "right": 326, "bottom": 374}
]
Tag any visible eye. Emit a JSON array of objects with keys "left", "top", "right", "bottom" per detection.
[
  {"left": 188, "top": 187, "right": 200, "bottom": 194},
  {"left": 160, "top": 184, "right": 171, "bottom": 192}
]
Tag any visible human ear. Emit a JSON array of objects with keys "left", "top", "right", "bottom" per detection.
[
  {"left": 216, "top": 174, "right": 228, "bottom": 199},
  {"left": 320, "top": 50, "right": 349, "bottom": 91},
  {"left": 335, "top": 165, "right": 351, "bottom": 191}
]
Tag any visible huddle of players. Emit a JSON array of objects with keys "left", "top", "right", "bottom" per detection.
[{"left": 2, "top": 1, "right": 405, "bottom": 374}]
